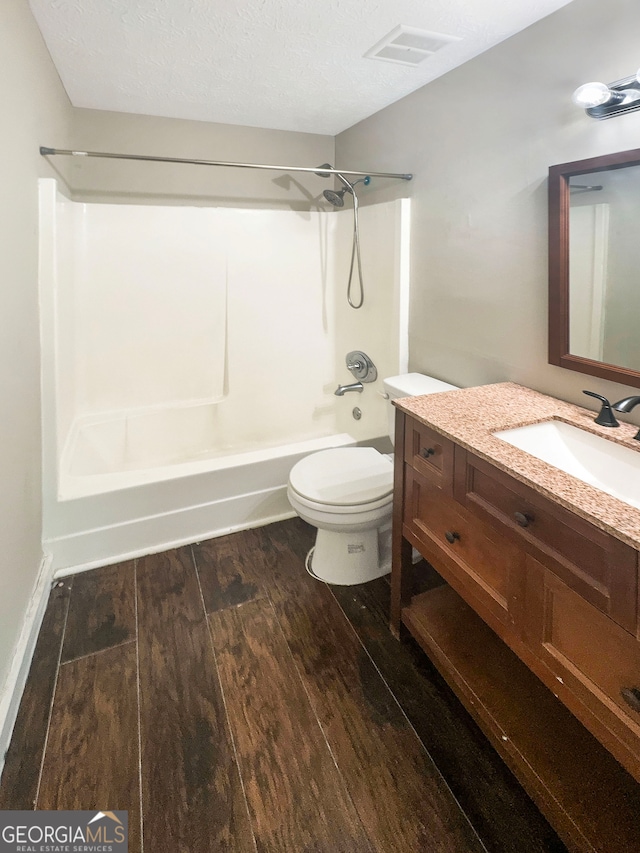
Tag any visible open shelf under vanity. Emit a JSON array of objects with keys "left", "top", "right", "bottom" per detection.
[{"left": 402, "top": 581, "right": 640, "bottom": 853}]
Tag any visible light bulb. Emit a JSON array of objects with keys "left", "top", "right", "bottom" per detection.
[{"left": 572, "top": 82, "right": 612, "bottom": 108}]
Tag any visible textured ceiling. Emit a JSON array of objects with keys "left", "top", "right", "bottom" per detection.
[{"left": 29, "top": 0, "right": 575, "bottom": 135}]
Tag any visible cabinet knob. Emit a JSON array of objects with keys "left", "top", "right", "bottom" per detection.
[
  {"left": 445, "top": 531, "right": 460, "bottom": 544},
  {"left": 421, "top": 447, "right": 435, "bottom": 459},
  {"left": 621, "top": 687, "right": 640, "bottom": 713},
  {"left": 514, "top": 511, "right": 533, "bottom": 528}
]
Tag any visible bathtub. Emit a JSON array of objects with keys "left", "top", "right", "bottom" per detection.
[
  {"left": 46, "top": 403, "right": 370, "bottom": 574},
  {"left": 58, "top": 402, "right": 357, "bottom": 499}
]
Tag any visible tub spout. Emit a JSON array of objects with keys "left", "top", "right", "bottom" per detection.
[{"left": 335, "top": 381, "right": 364, "bottom": 396}]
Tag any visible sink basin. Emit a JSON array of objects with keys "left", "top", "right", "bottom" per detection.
[{"left": 492, "top": 420, "right": 640, "bottom": 510}]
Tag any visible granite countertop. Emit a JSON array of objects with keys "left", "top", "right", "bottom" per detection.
[{"left": 395, "top": 382, "right": 640, "bottom": 549}]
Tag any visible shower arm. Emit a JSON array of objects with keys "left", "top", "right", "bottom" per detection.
[{"left": 39, "top": 147, "right": 413, "bottom": 182}]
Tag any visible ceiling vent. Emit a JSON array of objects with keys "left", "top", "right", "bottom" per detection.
[{"left": 365, "top": 25, "right": 461, "bottom": 66}]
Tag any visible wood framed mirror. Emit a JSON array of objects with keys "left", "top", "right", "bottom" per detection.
[{"left": 549, "top": 146, "right": 640, "bottom": 388}]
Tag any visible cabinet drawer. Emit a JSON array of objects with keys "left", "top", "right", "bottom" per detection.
[
  {"left": 404, "top": 466, "right": 524, "bottom": 629},
  {"left": 404, "top": 418, "right": 454, "bottom": 493},
  {"left": 526, "top": 559, "right": 640, "bottom": 778},
  {"left": 456, "top": 449, "right": 638, "bottom": 635}
]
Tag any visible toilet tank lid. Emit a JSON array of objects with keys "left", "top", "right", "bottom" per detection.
[{"left": 383, "top": 372, "right": 458, "bottom": 398}]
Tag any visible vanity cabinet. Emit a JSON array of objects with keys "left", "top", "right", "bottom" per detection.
[
  {"left": 392, "top": 407, "right": 640, "bottom": 853},
  {"left": 455, "top": 449, "right": 638, "bottom": 634}
]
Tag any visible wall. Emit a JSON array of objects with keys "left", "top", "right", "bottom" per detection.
[
  {"left": 70, "top": 108, "right": 334, "bottom": 208},
  {"left": 51, "top": 199, "right": 408, "bottom": 460},
  {"left": 55, "top": 109, "right": 410, "bottom": 450},
  {"left": 0, "top": 0, "right": 71, "bottom": 754},
  {"left": 335, "top": 0, "right": 640, "bottom": 413}
]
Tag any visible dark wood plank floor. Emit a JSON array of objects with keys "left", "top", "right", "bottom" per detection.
[
  {"left": 0, "top": 518, "right": 568, "bottom": 852},
  {"left": 38, "top": 643, "right": 142, "bottom": 853}
]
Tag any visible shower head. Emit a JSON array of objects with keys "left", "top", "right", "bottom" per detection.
[
  {"left": 321, "top": 169, "right": 371, "bottom": 207},
  {"left": 323, "top": 188, "right": 347, "bottom": 207}
]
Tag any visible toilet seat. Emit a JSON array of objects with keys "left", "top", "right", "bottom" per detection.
[
  {"left": 289, "top": 487, "right": 393, "bottom": 516},
  {"left": 288, "top": 447, "right": 393, "bottom": 510}
]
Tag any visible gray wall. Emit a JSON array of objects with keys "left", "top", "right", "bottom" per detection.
[
  {"left": 70, "top": 108, "right": 334, "bottom": 208},
  {"left": 0, "top": 3, "right": 71, "bottom": 698},
  {"left": 336, "top": 0, "right": 640, "bottom": 412}
]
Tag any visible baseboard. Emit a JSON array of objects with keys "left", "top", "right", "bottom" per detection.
[
  {"left": 53, "top": 507, "right": 297, "bottom": 578},
  {"left": 0, "top": 554, "right": 54, "bottom": 777},
  {"left": 46, "top": 484, "right": 295, "bottom": 576}
]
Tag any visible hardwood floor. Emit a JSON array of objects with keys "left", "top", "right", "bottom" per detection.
[
  {"left": 211, "top": 598, "right": 373, "bottom": 853},
  {"left": 136, "top": 548, "right": 253, "bottom": 852},
  {"left": 0, "top": 518, "right": 568, "bottom": 852},
  {"left": 38, "top": 643, "right": 142, "bottom": 853},
  {"left": 61, "top": 560, "right": 136, "bottom": 663}
]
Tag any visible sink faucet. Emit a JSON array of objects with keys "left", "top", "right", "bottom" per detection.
[
  {"left": 582, "top": 391, "right": 619, "bottom": 427},
  {"left": 335, "top": 381, "right": 363, "bottom": 396},
  {"left": 612, "top": 395, "right": 640, "bottom": 440}
]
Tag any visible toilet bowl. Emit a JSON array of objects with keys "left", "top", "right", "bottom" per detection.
[
  {"left": 287, "top": 372, "right": 459, "bottom": 585},
  {"left": 287, "top": 447, "right": 394, "bottom": 585}
]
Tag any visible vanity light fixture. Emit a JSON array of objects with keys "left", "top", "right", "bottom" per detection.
[{"left": 572, "top": 69, "right": 640, "bottom": 119}]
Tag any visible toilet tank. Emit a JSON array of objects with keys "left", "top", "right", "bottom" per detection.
[{"left": 382, "top": 373, "right": 459, "bottom": 445}]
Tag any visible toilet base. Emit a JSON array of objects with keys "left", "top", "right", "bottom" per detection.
[{"left": 305, "top": 524, "right": 391, "bottom": 585}]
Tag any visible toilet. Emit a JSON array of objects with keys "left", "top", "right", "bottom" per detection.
[{"left": 287, "top": 373, "right": 458, "bottom": 585}]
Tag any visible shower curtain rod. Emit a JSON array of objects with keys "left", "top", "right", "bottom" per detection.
[{"left": 39, "top": 147, "right": 413, "bottom": 181}]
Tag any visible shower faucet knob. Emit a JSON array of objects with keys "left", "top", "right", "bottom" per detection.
[{"left": 345, "top": 351, "right": 377, "bottom": 383}]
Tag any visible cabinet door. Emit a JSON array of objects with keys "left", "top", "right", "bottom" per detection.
[
  {"left": 525, "top": 555, "right": 640, "bottom": 783},
  {"left": 403, "top": 466, "right": 525, "bottom": 637},
  {"left": 404, "top": 418, "right": 454, "bottom": 494},
  {"left": 455, "top": 447, "right": 638, "bottom": 635}
]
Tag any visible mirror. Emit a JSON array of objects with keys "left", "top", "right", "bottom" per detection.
[{"left": 549, "top": 146, "right": 640, "bottom": 388}]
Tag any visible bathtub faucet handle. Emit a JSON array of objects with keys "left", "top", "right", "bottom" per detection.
[{"left": 345, "top": 350, "right": 377, "bottom": 383}]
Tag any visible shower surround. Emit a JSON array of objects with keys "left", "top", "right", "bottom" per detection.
[{"left": 39, "top": 180, "right": 409, "bottom": 571}]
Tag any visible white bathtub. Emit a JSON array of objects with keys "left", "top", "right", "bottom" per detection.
[
  {"left": 47, "top": 404, "right": 367, "bottom": 574},
  {"left": 59, "top": 403, "right": 356, "bottom": 499}
]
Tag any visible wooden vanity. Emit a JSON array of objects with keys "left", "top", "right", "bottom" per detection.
[{"left": 391, "top": 383, "right": 640, "bottom": 853}]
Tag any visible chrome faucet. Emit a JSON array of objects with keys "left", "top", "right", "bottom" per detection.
[
  {"left": 612, "top": 395, "right": 640, "bottom": 440},
  {"left": 335, "top": 381, "right": 364, "bottom": 396}
]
